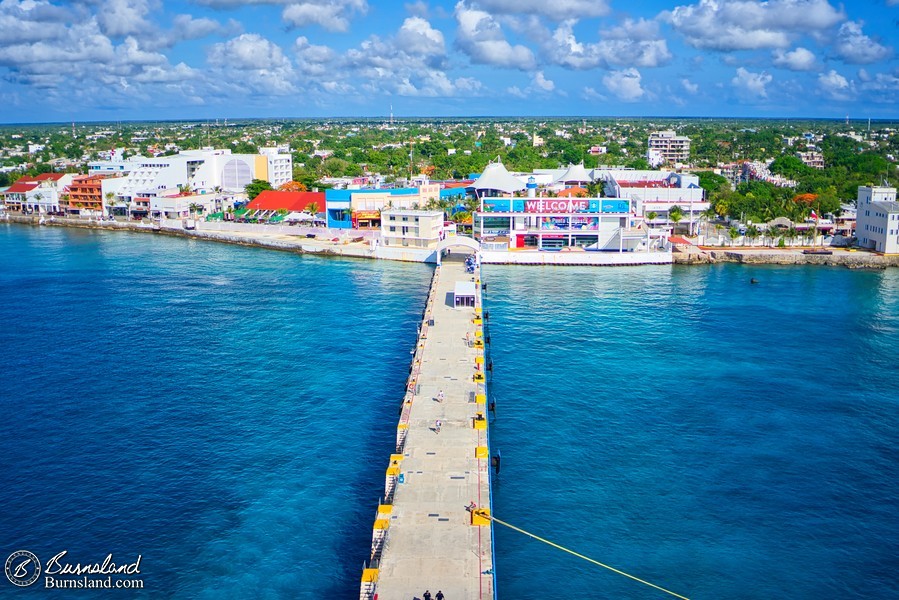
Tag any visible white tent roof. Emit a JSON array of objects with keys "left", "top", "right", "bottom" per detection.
[
  {"left": 554, "top": 163, "right": 592, "bottom": 184},
  {"left": 472, "top": 161, "right": 525, "bottom": 194},
  {"left": 285, "top": 212, "right": 314, "bottom": 221}
]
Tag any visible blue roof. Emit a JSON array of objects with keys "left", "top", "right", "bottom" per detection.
[{"left": 325, "top": 187, "right": 419, "bottom": 201}]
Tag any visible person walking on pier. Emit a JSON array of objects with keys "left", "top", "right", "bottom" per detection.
[
  {"left": 436, "top": 389, "right": 445, "bottom": 403},
  {"left": 436, "top": 591, "right": 444, "bottom": 600},
  {"left": 423, "top": 591, "right": 432, "bottom": 600},
  {"left": 435, "top": 419, "right": 442, "bottom": 434}
]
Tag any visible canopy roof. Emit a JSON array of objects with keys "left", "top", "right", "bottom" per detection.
[
  {"left": 554, "top": 163, "right": 592, "bottom": 184},
  {"left": 472, "top": 161, "right": 525, "bottom": 194}
]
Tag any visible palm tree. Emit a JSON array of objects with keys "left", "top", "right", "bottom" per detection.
[
  {"left": 306, "top": 201, "right": 320, "bottom": 216},
  {"left": 784, "top": 226, "right": 798, "bottom": 247},
  {"left": 105, "top": 192, "right": 117, "bottom": 218},
  {"left": 647, "top": 211, "right": 658, "bottom": 226},
  {"left": 188, "top": 203, "right": 204, "bottom": 218},
  {"left": 669, "top": 205, "right": 685, "bottom": 234},
  {"left": 728, "top": 226, "right": 741, "bottom": 247},
  {"left": 745, "top": 224, "right": 760, "bottom": 247}
]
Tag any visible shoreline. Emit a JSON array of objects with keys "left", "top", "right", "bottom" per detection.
[
  {"left": 672, "top": 245, "right": 899, "bottom": 269},
  {"left": 5, "top": 214, "right": 898, "bottom": 268}
]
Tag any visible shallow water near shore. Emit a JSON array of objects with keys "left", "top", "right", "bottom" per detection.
[{"left": 2, "top": 225, "right": 898, "bottom": 599}]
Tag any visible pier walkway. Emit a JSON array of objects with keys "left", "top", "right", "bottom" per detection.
[{"left": 361, "top": 260, "right": 494, "bottom": 600}]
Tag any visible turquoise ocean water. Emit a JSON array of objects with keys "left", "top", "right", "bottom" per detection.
[{"left": 2, "top": 225, "right": 898, "bottom": 598}]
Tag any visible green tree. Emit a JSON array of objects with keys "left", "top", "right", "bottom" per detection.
[
  {"left": 245, "top": 179, "right": 273, "bottom": 201},
  {"left": 669, "top": 205, "right": 685, "bottom": 233},
  {"left": 105, "top": 192, "right": 117, "bottom": 217},
  {"left": 745, "top": 224, "right": 760, "bottom": 246}
]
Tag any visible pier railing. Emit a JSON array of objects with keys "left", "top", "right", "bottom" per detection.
[{"left": 359, "top": 265, "right": 441, "bottom": 600}]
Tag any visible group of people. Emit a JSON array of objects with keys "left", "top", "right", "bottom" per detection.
[
  {"left": 465, "top": 255, "right": 477, "bottom": 274},
  {"left": 416, "top": 591, "right": 444, "bottom": 600}
]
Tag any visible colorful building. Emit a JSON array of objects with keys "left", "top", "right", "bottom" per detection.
[
  {"left": 66, "top": 174, "right": 108, "bottom": 215},
  {"left": 476, "top": 197, "right": 650, "bottom": 251},
  {"left": 325, "top": 185, "right": 440, "bottom": 229}
]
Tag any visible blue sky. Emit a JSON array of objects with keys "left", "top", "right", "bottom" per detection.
[{"left": 1, "top": 0, "right": 897, "bottom": 123}]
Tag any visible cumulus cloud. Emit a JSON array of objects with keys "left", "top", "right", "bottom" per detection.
[
  {"left": 603, "top": 68, "right": 645, "bottom": 102},
  {"left": 191, "top": 0, "right": 368, "bottom": 31},
  {"left": 834, "top": 21, "right": 892, "bottom": 64},
  {"left": 532, "top": 71, "right": 554, "bottom": 92},
  {"left": 772, "top": 47, "right": 817, "bottom": 71},
  {"left": 395, "top": 16, "right": 446, "bottom": 57},
  {"left": 454, "top": 2, "right": 536, "bottom": 70},
  {"left": 817, "top": 69, "right": 855, "bottom": 101},
  {"left": 731, "top": 67, "right": 772, "bottom": 99},
  {"left": 294, "top": 36, "right": 337, "bottom": 77},
  {"left": 97, "top": 0, "right": 156, "bottom": 37},
  {"left": 207, "top": 33, "right": 296, "bottom": 94},
  {"left": 282, "top": 1, "right": 368, "bottom": 32},
  {"left": 664, "top": 0, "right": 844, "bottom": 51},
  {"left": 157, "top": 14, "right": 241, "bottom": 48},
  {"left": 542, "top": 18, "right": 671, "bottom": 70},
  {"left": 681, "top": 78, "right": 699, "bottom": 94},
  {"left": 334, "top": 16, "right": 480, "bottom": 98},
  {"left": 467, "top": 0, "right": 610, "bottom": 20}
]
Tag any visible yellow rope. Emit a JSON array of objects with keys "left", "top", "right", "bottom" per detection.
[{"left": 485, "top": 513, "right": 689, "bottom": 600}]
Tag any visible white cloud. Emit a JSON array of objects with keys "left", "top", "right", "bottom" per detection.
[
  {"left": 97, "top": 0, "right": 156, "bottom": 37},
  {"left": 207, "top": 34, "right": 296, "bottom": 94},
  {"left": 454, "top": 2, "right": 536, "bottom": 70},
  {"left": 773, "top": 47, "right": 817, "bottom": 71},
  {"left": 282, "top": 1, "right": 366, "bottom": 32},
  {"left": 332, "top": 16, "right": 481, "bottom": 98},
  {"left": 681, "top": 78, "right": 699, "bottom": 94},
  {"left": 532, "top": 71, "right": 554, "bottom": 92},
  {"left": 582, "top": 87, "right": 605, "bottom": 101},
  {"left": 664, "top": 0, "right": 844, "bottom": 51},
  {"left": 506, "top": 85, "right": 526, "bottom": 98},
  {"left": 834, "top": 21, "right": 892, "bottom": 65},
  {"left": 294, "top": 36, "right": 337, "bottom": 77},
  {"left": 817, "top": 69, "right": 854, "bottom": 101},
  {"left": 467, "top": 0, "right": 610, "bottom": 20},
  {"left": 603, "top": 68, "right": 645, "bottom": 102},
  {"left": 543, "top": 18, "right": 671, "bottom": 70},
  {"left": 395, "top": 16, "right": 445, "bottom": 57},
  {"left": 157, "top": 14, "right": 241, "bottom": 48},
  {"left": 731, "top": 67, "right": 772, "bottom": 99}
]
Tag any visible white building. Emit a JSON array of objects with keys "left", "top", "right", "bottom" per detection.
[
  {"left": 110, "top": 148, "right": 291, "bottom": 216},
  {"left": 647, "top": 131, "right": 691, "bottom": 166},
  {"left": 259, "top": 146, "right": 293, "bottom": 188},
  {"left": 856, "top": 185, "right": 899, "bottom": 253},
  {"left": 380, "top": 209, "right": 445, "bottom": 248},
  {"left": 599, "top": 170, "right": 708, "bottom": 233}
]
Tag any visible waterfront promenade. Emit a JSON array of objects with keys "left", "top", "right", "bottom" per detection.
[{"left": 361, "top": 259, "right": 494, "bottom": 600}]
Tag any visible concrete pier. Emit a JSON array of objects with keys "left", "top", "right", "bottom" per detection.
[{"left": 361, "top": 260, "right": 494, "bottom": 600}]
